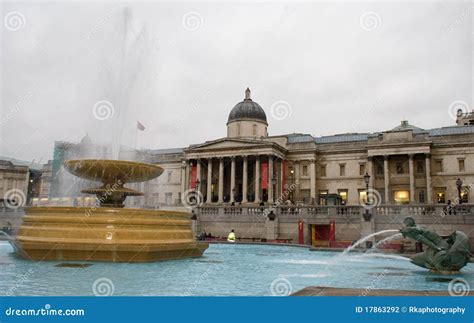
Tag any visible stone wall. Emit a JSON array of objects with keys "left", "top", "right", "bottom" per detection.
[{"left": 196, "top": 205, "right": 474, "bottom": 251}]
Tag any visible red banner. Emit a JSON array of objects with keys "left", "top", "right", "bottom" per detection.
[
  {"left": 261, "top": 162, "right": 268, "bottom": 189},
  {"left": 190, "top": 165, "right": 197, "bottom": 189}
]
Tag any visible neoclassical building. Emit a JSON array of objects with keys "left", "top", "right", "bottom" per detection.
[{"left": 143, "top": 88, "right": 474, "bottom": 208}]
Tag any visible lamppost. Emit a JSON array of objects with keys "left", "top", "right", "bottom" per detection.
[
  {"left": 363, "top": 172, "right": 371, "bottom": 221},
  {"left": 271, "top": 177, "right": 277, "bottom": 204},
  {"left": 456, "top": 178, "right": 463, "bottom": 204}
]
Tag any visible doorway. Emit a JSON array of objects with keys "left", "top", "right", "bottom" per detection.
[{"left": 311, "top": 224, "right": 331, "bottom": 247}]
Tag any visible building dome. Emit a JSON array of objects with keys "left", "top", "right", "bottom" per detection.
[{"left": 227, "top": 88, "right": 267, "bottom": 125}]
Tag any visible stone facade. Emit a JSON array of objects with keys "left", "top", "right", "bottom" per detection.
[
  {"left": 0, "top": 160, "right": 29, "bottom": 203},
  {"left": 145, "top": 90, "right": 474, "bottom": 209}
]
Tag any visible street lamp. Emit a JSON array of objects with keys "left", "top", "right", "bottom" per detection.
[
  {"left": 363, "top": 172, "right": 371, "bottom": 221},
  {"left": 271, "top": 177, "right": 277, "bottom": 204},
  {"left": 456, "top": 178, "right": 463, "bottom": 204}
]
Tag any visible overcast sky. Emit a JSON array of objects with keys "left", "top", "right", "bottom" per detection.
[{"left": 1, "top": 1, "right": 472, "bottom": 163}]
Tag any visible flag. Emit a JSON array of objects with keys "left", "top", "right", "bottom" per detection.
[{"left": 136, "top": 121, "right": 146, "bottom": 131}]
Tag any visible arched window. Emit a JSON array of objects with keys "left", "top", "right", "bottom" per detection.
[{"left": 252, "top": 124, "right": 257, "bottom": 136}]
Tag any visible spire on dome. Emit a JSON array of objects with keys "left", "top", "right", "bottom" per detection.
[{"left": 245, "top": 87, "right": 251, "bottom": 100}]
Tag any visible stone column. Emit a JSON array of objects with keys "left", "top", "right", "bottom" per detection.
[
  {"left": 367, "top": 157, "right": 374, "bottom": 189},
  {"left": 294, "top": 160, "right": 300, "bottom": 202},
  {"left": 242, "top": 156, "right": 248, "bottom": 203},
  {"left": 383, "top": 155, "right": 390, "bottom": 204},
  {"left": 268, "top": 155, "right": 274, "bottom": 203},
  {"left": 255, "top": 156, "right": 261, "bottom": 202},
  {"left": 280, "top": 159, "right": 285, "bottom": 195},
  {"left": 196, "top": 159, "right": 201, "bottom": 192},
  {"left": 180, "top": 161, "right": 186, "bottom": 196},
  {"left": 230, "top": 156, "right": 236, "bottom": 203},
  {"left": 218, "top": 157, "right": 224, "bottom": 203},
  {"left": 310, "top": 159, "right": 316, "bottom": 203},
  {"left": 185, "top": 160, "right": 190, "bottom": 190},
  {"left": 408, "top": 154, "right": 415, "bottom": 203},
  {"left": 206, "top": 158, "right": 213, "bottom": 203},
  {"left": 276, "top": 159, "right": 282, "bottom": 198},
  {"left": 425, "top": 154, "right": 432, "bottom": 203}
]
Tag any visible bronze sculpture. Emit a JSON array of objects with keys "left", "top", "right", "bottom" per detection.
[{"left": 400, "top": 217, "right": 471, "bottom": 273}]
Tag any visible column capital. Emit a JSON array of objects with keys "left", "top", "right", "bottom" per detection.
[
  {"left": 383, "top": 155, "right": 390, "bottom": 160},
  {"left": 425, "top": 153, "right": 431, "bottom": 158},
  {"left": 242, "top": 155, "right": 248, "bottom": 160},
  {"left": 408, "top": 153, "right": 415, "bottom": 159}
]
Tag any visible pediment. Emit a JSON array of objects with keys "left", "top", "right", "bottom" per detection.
[
  {"left": 187, "top": 138, "right": 271, "bottom": 151},
  {"left": 184, "top": 137, "right": 287, "bottom": 159}
]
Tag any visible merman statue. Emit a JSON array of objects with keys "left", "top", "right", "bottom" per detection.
[{"left": 400, "top": 217, "right": 471, "bottom": 273}]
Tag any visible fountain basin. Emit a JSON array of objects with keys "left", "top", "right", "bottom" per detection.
[
  {"left": 12, "top": 207, "right": 208, "bottom": 262},
  {"left": 2, "top": 243, "right": 473, "bottom": 296}
]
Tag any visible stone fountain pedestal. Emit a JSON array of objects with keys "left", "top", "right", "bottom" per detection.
[{"left": 12, "top": 159, "right": 208, "bottom": 262}]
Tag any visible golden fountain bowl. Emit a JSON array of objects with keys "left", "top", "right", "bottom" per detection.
[
  {"left": 13, "top": 159, "right": 209, "bottom": 262},
  {"left": 64, "top": 159, "right": 164, "bottom": 184}
]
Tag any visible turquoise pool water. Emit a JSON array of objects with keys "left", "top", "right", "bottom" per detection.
[{"left": 0, "top": 241, "right": 472, "bottom": 296}]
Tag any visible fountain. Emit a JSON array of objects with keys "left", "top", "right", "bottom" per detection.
[
  {"left": 11, "top": 159, "right": 208, "bottom": 262},
  {"left": 399, "top": 217, "right": 470, "bottom": 273}
]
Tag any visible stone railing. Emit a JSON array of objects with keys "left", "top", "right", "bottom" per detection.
[{"left": 196, "top": 204, "right": 474, "bottom": 218}]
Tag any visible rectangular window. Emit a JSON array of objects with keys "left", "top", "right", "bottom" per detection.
[
  {"left": 167, "top": 171, "right": 172, "bottom": 183},
  {"left": 359, "top": 164, "right": 366, "bottom": 176},
  {"left": 416, "top": 161, "right": 424, "bottom": 174},
  {"left": 393, "top": 190, "right": 409, "bottom": 204},
  {"left": 339, "top": 164, "right": 345, "bottom": 177},
  {"left": 396, "top": 162, "right": 404, "bottom": 174},
  {"left": 459, "top": 159, "right": 465, "bottom": 172},
  {"left": 358, "top": 189, "right": 367, "bottom": 205},
  {"left": 460, "top": 189, "right": 469, "bottom": 203},
  {"left": 376, "top": 164, "right": 383, "bottom": 175},
  {"left": 165, "top": 193, "right": 172, "bottom": 205},
  {"left": 418, "top": 190, "right": 425, "bottom": 204},
  {"left": 302, "top": 165, "right": 308, "bottom": 176},
  {"left": 435, "top": 160, "right": 443, "bottom": 173},
  {"left": 435, "top": 189, "right": 445, "bottom": 203},
  {"left": 318, "top": 190, "right": 328, "bottom": 205},
  {"left": 338, "top": 189, "right": 348, "bottom": 203},
  {"left": 320, "top": 165, "right": 326, "bottom": 177}
]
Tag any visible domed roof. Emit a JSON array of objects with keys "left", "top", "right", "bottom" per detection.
[{"left": 227, "top": 88, "right": 267, "bottom": 125}]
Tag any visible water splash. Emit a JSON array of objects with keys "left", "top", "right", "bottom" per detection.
[
  {"left": 371, "top": 233, "right": 403, "bottom": 251},
  {"left": 342, "top": 229, "right": 399, "bottom": 254},
  {"left": 355, "top": 253, "right": 410, "bottom": 261}
]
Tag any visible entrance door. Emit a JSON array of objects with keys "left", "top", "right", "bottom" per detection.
[{"left": 311, "top": 224, "right": 331, "bottom": 247}]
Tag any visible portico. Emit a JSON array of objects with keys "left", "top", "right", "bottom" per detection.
[{"left": 183, "top": 139, "right": 287, "bottom": 204}]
